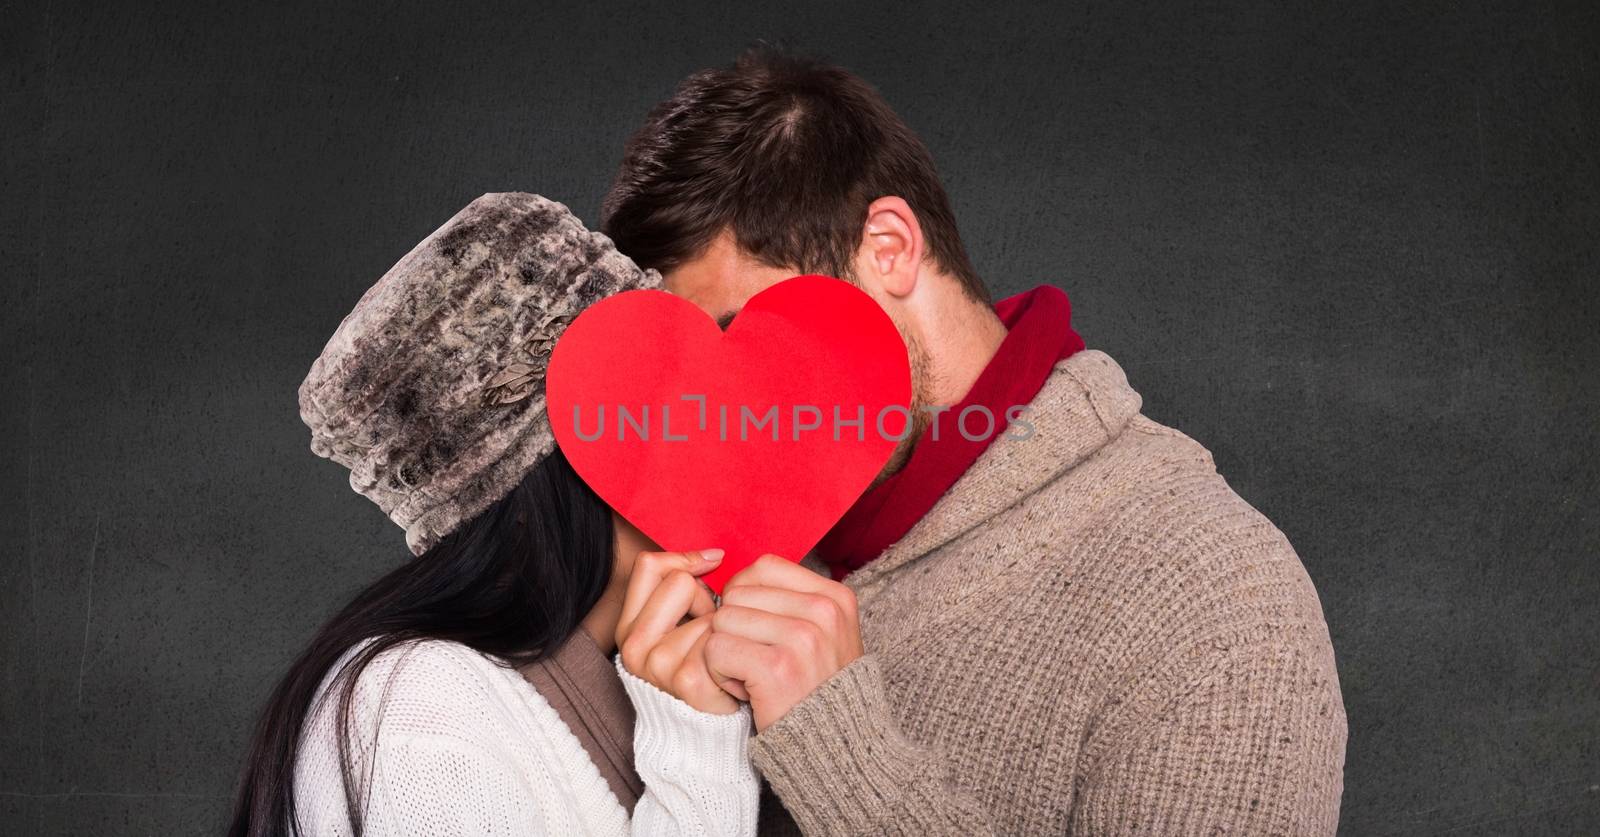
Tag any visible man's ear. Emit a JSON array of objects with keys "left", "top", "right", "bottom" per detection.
[{"left": 859, "top": 196, "right": 924, "bottom": 299}]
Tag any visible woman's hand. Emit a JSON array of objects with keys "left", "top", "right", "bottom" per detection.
[{"left": 616, "top": 549, "right": 739, "bottom": 714}]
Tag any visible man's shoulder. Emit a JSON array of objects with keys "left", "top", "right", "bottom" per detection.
[
  {"left": 1024, "top": 408, "right": 1227, "bottom": 518},
  {"left": 1022, "top": 410, "right": 1332, "bottom": 642},
  {"left": 1047, "top": 410, "right": 1285, "bottom": 553}
]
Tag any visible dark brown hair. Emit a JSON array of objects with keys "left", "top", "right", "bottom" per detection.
[{"left": 600, "top": 44, "right": 989, "bottom": 304}]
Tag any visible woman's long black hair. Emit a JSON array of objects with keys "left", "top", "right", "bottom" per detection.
[{"left": 227, "top": 448, "right": 614, "bottom": 836}]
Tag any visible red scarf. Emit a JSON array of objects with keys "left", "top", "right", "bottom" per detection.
[{"left": 813, "top": 285, "right": 1085, "bottom": 580}]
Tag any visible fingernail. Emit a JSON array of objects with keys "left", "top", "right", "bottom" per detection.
[{"left": 700, "top": 548, "right": 725, "bottom": 563}]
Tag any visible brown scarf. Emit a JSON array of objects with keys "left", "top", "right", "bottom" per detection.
[{"left": 518, "top": 629, "right": 644, "bottom": 812}]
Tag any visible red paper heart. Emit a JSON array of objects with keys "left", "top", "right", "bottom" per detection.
[{"left": 546, "top": 275, "right": 912, "bottom": 592}]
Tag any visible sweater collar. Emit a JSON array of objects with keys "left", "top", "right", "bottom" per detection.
[
  {"left": 840, "top": 349, "right": 1144, "bottom": 592},
  {"left": 815, "top": 285, "right": 1085, "bottom": 579}
]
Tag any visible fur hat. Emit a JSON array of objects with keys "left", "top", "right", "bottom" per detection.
[{"left": 298, "top": 192, "right": 661, "bottom": 555}]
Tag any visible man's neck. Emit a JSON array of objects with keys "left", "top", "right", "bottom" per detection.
[{"left": 929, "top": 302, "right": 1008, "bottom": 406}]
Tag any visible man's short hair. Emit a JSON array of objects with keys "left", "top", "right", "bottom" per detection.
[{"left": 599, "top": 44, "right": 990, "bottom": 304}]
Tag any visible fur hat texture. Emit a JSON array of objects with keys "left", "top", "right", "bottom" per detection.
[{"left": 298, "top": 192, "right": 661, "bottom": 554}]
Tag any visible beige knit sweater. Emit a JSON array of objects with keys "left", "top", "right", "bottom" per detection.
[{"left": 751, "top": 349, "right": 1347, "bottom": 835}]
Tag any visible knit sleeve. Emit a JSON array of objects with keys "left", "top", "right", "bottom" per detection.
[
  {"left": 749, "top": 654, "right": 997, "bottom": 836},
  {"left": 616, "top": 655, "right": 761, "bottom": 836},
  {"left": 358, "top": 734, "right": 546, "bottom": 836},
  {"left": 1071, "top": 640, "right": 1347, "bottom": 835}
]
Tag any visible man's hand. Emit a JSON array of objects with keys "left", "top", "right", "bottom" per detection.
[
  {"left": 703, "top": 554, "right": 863, "bottom": 730},
  {"left": 616, "top": 549, "right": 740, "bottom": 714}
]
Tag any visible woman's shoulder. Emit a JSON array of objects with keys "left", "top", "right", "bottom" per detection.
[
  {"left": 352, "top": 636, "right": 505, "bottom": 686},
  {"left": 313, "top": 637, "right": 534, "bottom": 748},
  {"left": 294, "top": 639, "right": 623, "bottom": 835}
]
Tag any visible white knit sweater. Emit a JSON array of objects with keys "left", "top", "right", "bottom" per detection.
[{"left": 291, "top": 637, "right": 759, "bottom": 835}]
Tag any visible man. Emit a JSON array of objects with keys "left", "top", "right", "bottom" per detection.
[{"left": 599, "top": 46, "right": 1347, "bottom": 835}]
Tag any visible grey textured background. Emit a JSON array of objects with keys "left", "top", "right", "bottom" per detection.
[{"left": 3, "top": 1, "right": 1597, "bottom": 834}]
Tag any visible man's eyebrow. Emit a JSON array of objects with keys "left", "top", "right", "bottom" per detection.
[{"left": 715, "top": 311, "right": 737, "bottom": 331}]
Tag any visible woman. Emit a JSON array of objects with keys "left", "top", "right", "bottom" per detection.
[{"left": 228, "top": 193, "right": 758, "bottom": 835}]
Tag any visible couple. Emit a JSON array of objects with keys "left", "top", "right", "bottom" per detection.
[{"left": 231, "top": 47, "right": 1346, "bottom": 836}]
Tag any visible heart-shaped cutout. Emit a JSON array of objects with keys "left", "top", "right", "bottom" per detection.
[{"left": 546, "top": 275, "right": 912, "bottom": 592}]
